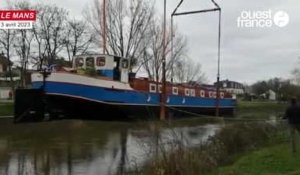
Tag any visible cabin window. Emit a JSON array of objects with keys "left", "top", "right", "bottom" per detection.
[
  {"left": 172, "top": 87, "right": 178, "bottom": 95},
  {"left": 220, "top": 92, "right": 225, "bottom": 99},
  {"left": 86, "top": 57, "right": 95, "bottom": 68},
  {"left": 185, "top": 89, "right": 190, "bottom": 96},
  {"left": 190, "top": 89, "right": 196, "bottom": 97},
  {"left": 121, "top": 59, "right": 129, "bottom": 69},
  {"left": 149, "top": 84, "right": 156, "bottom": 93},
  {"left": 209, "top": 91, "right": 214, "bottom": 98},
  {"left": 158, "top": 85, "right": 162, "bottom": 93},
  {"left": 75, "top": 57, "right": 84, "bottom": 68},
  {"left": 200, "top": 90, "right": 205, "bottom": 97},
  {"left": 96, "top": 57, "right": 106, "bottom": 67},
  {"left": 213, "top": 92, "right": 217, "bottom": 98}
]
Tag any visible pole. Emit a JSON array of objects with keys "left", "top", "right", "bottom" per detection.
[
  {"left": 170, "top": 0, "right": 222, "bottom": 117},
  {"left": 170, "top": 16, "right": 174, "bottom": 83},
  {"left": 173, "top": 8, "right": 219, "bottom": 16},
  {"left": 160, "top": 0, "right": 167, "bottom": 121},
  {"left": 102, "top": 0, "right": 107, "bottom": 54},
  {"left": 216, "top": 9, "right": 221, "bottom": 117}
]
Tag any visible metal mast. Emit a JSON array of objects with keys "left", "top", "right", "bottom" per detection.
[
  {"left": 102, "top": 0, "right": 107, "bottom": 54},
  {"left": 171, "top": 0, "right": 222, "bottom": 116},
  {"left": 160, "top": 0, "right": 167, "bottom": 121},
  {"left": 170, "top": 0, "right": 184, "bottom": 83},
  {"left": 215, "top": 6, "right": 221, "bottom": 117}
]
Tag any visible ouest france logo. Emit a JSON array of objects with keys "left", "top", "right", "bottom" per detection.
[{"left": 237, "top": 10, "right": 290, "bottom": 28}]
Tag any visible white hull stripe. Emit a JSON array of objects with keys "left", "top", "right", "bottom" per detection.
[{"left": 32, "top": 72, "right": 133, "bottom": 90}]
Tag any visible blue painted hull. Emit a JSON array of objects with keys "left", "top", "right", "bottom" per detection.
[{"left": 32, "top": 81, "right": 236, "bottom": 118}]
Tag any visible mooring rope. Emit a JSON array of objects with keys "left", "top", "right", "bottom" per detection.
[{"left": 166, "top": 105, "right": 286, "bottom": 122}]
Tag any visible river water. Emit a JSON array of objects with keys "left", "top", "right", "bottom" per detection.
[{"left": 0, "top": 118, "right": 221, "bottom": 175}]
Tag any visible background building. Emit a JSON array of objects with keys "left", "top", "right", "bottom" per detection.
[{"left": 214, "top": 79, "right": 245, "bottom": 98}]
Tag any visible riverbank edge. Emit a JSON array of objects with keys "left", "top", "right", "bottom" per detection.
[
  {"left": 209, "top": 141, "right": 300, "bottom": 175},
  {"left": 0, "top": 100, "right": 286, "bottom": 117},
  {"left": 0, "top": 101, "right": 13, "bottom": 117},
  {"left": 128, "top": 121, "right": 290, "bottom": 175}
]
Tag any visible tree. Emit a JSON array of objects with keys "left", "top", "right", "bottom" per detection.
[
  {"left": 85, "top": 0, "right": 205, "bottom": 83},
  {"left": 293, "top": 69, "right": 300, "bottom": 84},
  {"left": 64, "top": 19, "right": 94, "bottom": 64},
  {"left": 1, "top": 0, "right": 206, "bottom": 89},
  {"left": 251, "top": 78, "right": 300, "bottom": 101},
  {"left": 11, "top": 1, "right": 35, "bottom": 87},
  {"left": 279, "top": 80, "right": 300, "bottom": 101},
  {"left": 173, "top": 58, "right": 207, "bottom": 84},
  {"left": 0, "top": 29, "right": 16, "bottom": 93},
  {"left": 139, "top": 20, "right": 189, "bottom": 82},
  {"left": 267, "top": 78, "right": 282, "bottom": 93},
  {"left": 84, "top": 0, "right": 154, "bottom": 69},
  {"left": 33, "top": 4, "right": 68, "bottom": 67},
  {"left": 139, "top": 20, "right": 167, "bottom": 82},
  {"left": 14, "top": 29, "right": 34, "bottom": 87},
  {"left": 251, "top": 81, "right": 269, "bottom": 96},
  {"left": 292, "top": 59, "right": 300, "bottom": 85}
]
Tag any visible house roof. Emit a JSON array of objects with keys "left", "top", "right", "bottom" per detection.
[{"left": 218, "top": 79, "right": 243, "bottom": 85}]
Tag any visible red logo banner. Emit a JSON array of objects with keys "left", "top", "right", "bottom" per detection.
[{"left": 0, "top": 10, "right": 36, "bottom": 21}]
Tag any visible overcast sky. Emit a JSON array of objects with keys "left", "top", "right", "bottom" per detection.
[{"left": 1, "top": 0, "right": 299, "bottom": 84}]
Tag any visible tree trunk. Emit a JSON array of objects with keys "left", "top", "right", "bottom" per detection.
[{"left": 7, "top": 30, "right": 15, "bottom": 98}]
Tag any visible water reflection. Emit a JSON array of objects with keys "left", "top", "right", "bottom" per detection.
[{"left": 0, "top": 119, "right": 219, "bottom": 175}]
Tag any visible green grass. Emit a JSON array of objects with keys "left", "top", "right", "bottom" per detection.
[
  {"left": 211, "top": 142, "right": 300, "bottom": 175},
  {"left": 130, "top": 121, "right": 289, "bottom": 175},
  {"left": 0, "top": 102, "right": 13, "bottom": 116},
  {"left": 235, "top": 101, "right": 287, "bottom": 119}
]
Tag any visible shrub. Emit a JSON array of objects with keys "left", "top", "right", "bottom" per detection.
[
  {"left": 84, "top": 67, "right": 97, "bottom": 76},
  {"left": 131, "top": 122, "right": 284, "bottom": 175}
]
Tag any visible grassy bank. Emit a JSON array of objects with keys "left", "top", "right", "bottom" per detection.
[
  {"left": 129, "top": 101, "right": 290, "bottom": 175},
  {"left": 0, "top": 102, "right": 13, "bottom": 116},
  {"left": 235, "top": 101, "right": 287, "bottom": 119},
  {"left": 130, "top": 122, "right": 289, "bottom": 175},
  {"left": 211, "top": 143, "right": 300, "bottom": 175}
]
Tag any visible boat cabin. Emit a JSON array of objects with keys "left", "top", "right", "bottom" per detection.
[{"left": 73, "top": 55, "right": 129, "bottom": 83}]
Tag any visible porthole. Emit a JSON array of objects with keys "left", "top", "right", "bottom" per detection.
[
  {"left": 190, "top": 89, "right": 195, "bottom": 97},
  {"left": 149, "top": 84, "right": 156, "bottom": 93},
  {"left": 172, "top": 87, "right": 178, "bottom": 95},
  {"left": 220, "top": 92, "right": 225, "bottom": 99},
  {"left": 185, "top": 89, "right": 190, "bottom": 96},
  {"left": 200, "top": 90, "right": 205, "bottom": 97}
]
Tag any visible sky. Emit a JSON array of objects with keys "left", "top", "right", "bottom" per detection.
[{"left": 1, "top": 0, "right": 300, "bottom": 84}]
